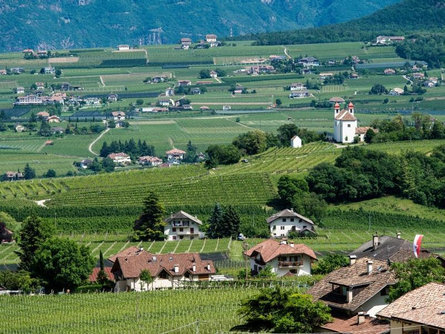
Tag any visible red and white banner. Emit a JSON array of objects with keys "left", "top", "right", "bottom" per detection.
[{"left": 413, "top": 234, "right": 423, "bottom": 258}]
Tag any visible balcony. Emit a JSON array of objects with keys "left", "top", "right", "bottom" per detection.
[{"left": 278, "top": 261, "right": 302, "bottom": 268}]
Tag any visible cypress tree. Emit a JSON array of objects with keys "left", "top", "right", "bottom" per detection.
[
  {"left": 133, "top": 191, "right": 166, "bottom": 241},
  {"left": 223, "top": 205, "right": 241, "bottom": 239},
  {"left": 207, "top": 203, "right": 225, "bottom": 238}
]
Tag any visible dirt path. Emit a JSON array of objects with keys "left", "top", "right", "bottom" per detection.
[
  {"left": 88, "top": 128, "right": 110, "bottom": 155},
  {"left": 36, "top": 141, "right": 48, "bottom": 152},
  {"left": 284, "top": 47, "right": 291, "bottom": 59}
]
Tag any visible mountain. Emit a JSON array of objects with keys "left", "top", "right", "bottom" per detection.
[
  {"left": 0, "top": 0, "right": 399, "bottom": 51},
  {"left": 245, "top": 0, "right": 445, "bottom": 45}
]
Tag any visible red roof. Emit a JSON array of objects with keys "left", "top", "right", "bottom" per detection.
[
  {"left": 334, "top": 102, "right": 340, "bottom": 108},
  {"left": 321, "top": 314, "right": 389, "bottom": 334},
  {"left": 89, "top": 267, "right": 114, "bottom": 282},
  {"left": 166, "top": 148, "right": 186, "bottom": 155},
  {"left": 348, "top": 102, "right": 354, "bottom": 108},
  {"left": 244, "top": 239, "right": 317, "bottom": 263},
  {"left": 335, "top": 109, "right": 357, "bottom": 121}
]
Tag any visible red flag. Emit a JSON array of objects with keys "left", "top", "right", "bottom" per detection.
[{"left": 413, "top": 234, "right": 423, "bottom": 258}]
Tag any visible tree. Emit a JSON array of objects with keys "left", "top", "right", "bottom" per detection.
[
  {"left": 364, "top": 128, "right": 376, "bottom": 143},
  {"left": 0, "top": 270, "right": 37, "bottom": 293},
  {"left": 133, "top": 192, "right": 166, "bottom": 241},
  {"left": 388, "top": 257, "right": 445, "bottom": 302},
  {"left": 101, "top": 157, "right": 115, "bottom": 172},
  {"left": 38, "top": 120, "right": 51, "bottom": 136},
  {"left": 205, "top": 144, "right": 241, "bottom": 168},
  {"left": 369, "top": 84, "right": 388, "bottom": 95},
  {"left": 275, "top": 98, "right": 282, "bottom": 106},
  {"left": 23, "top": 163, "right": 35, "bottom": 180},
  {"left": 31, "top": 237, "right": 95, "bottom": 291},
  {"left": 222, "top": 205, "right": 241, "bottom": 239},
  {"left": 96, "top": 250, "right": 109, "bottom": 286},
  {"left": 232, "top": 130, "right": 267, "bottom": 155},
  {"left": 313, "top": 254, "right": 349, "bottom": 275},
  {"left": 206, "top": 203, "right": 225, "bottom": 239},
  {"left": 44, "top": 169, "right": 56, "bottom": 178},
  {"left": 16, "top": 216, "right": 53, "bottom": 271},
  {"left": 199, "top": 69, "right": 211, "bottom": 79},
  {"left": 277, "top": 123, "right": 298, "bottom": 146},
  {"left": 237, "top": 287, "right": 331, "bottom": 332},
  {"left": 139, "top": 269, "right": 153, "bottom": 291}
]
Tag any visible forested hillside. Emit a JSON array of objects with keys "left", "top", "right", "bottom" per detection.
[
  {"left": 0, "top": 0, "right": 398, "bottom": 51},
  {"left": 244, "top": 0, "right": 445, "bottom": 45}
]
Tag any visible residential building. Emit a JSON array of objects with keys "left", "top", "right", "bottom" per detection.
[
  {"left": 111, "top": 248, "right": 216, "bottom": 291},
  {"left": 267, "top": 209, "right": 315, "bottom": 238},
  {"left": 244, "top": 239, "right": 317, "bottom": 277},
  {"left": 16, "top": 87, "right": 25, "bottom": 94},
  {"left": 248, "top": 65, "right": 275, "bottom": 75},
  {"left": 290, "top": 83, "right": 306, "bottom": 91},
  {"left": 298, "top": 56, "right": 320, "bottom": 67},
  {"left": 180, "top": 38, "right": 192, "bottom": 50},
  {"left": 138, "top": 156, "right": 163, "bottom": 167},
  {"left": 412, "top": 72, "right": 425, "bottom": 80},
  {"left": 15, "top": 124, "right": 25, "bottom": 133},
  {"left": 35, "top": 82, "right": 45, "bottom": 91},
  {"left": 3, "top": 171, "right": 24, "bottom": 182},
  {"left": 117, "top": 45, "right": 130, "bottom": 51},
  {"left": 111, "top": 111, "right": 125, "bottom": 127},
  {"left": 289, "top": 91, "right": 310, "bottom": 99},
  {"left": 50, "top": 127, "right": 65, "bottom": 135},
  {"left": 80, "top": 159, "right": 93, "bottom": 169},
  {"left": 376, "top": 36, "right": 405, "bottom": 45},
  {"left": 107, "top": 93, "right": 118, "bottom": 102},
  {"left": 291, "top": 135, "right": 302, "bottom": 148},
  {"left": 107, "top": 152, "right": 131, "bottom": 166},
  {"left": 37, "top": 111, "right": 50, "bottom": 119},
  {"left": 164, "top": 210, "right": 205, "bottom": 241},
  {"left": 15, "top": 95, "right": 43, "bottom": 105},
  {"left": 166, "top": 148, "right": 186, "bottom": 161},
  {"left": 389, "top": 88, "right": 404, "bottom": 96},
  {"left": 206, "top": 34, "right": 217, "bottom": 43},
  {"left": 47, "top": 115, "right": 61, "bottom": 123},
  {"left": 44, "top": 66, "right": 55, "bottom": 75},
  {"left": 333, "top": 102, "right": 357, "bottom": 144},
  {"left": 355, "top": 126, "right": 375, "bottom": 142},
  {"left": 320, "top": 72, "right": 334, "bottom": 80},
  {"left": 377, "top": 282, "right": 445, "bottom": 333},
  {"left": 384, "top": 68, "right": 396, "bottom": 75},
  {"left": 158, "top": 99, "right": 172, "bottom": 107},
  {"left": 178, "top": 80, "right": 192, "bottom": 87},
  {"left": 210, "top": 70, "right": 218, "bottom": 78},
  {"left": 165, "top": 87, "right": 174, "bottom": 97}
]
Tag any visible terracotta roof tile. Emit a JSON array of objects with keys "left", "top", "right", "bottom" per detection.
[
  {"left": 89, "top": 267, "right": 114, "bottom": 282},
  {"left": 321, "top": 314, "right": 389, "bottom": 334},
  {"left": 335, "top": 109, "right": 357, "bottom": 121},
  {"left": 244, "top": 239, "right": 317, "bottom": 263}
]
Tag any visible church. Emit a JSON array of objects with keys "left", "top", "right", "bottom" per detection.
[{"left": 333, "top": 101, "right": 358, "bottom": 143}]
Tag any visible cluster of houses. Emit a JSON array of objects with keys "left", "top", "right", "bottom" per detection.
[
  {"left": 179, "top": 34, "right": 220, "bottom": 50},
  {"left": 106, "top": 148, "right": 189, "bottom": 167},
  {"left": 375, "top": 35, "right": 405, "bottom": 45}
]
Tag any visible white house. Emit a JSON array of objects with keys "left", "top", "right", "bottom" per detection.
[
  {"left": 166, "top": 148, "right": 186, "bottom": 161},
  {"left": 180, "top": 38, "right": 192, "bottom": 50},
  {"left": 111, "top": 248, "right": 216, "bottom": 292},
  {"left": 164, "top": 211, "right": 205, "bottom": 241},
  {"left": 291, "top": 135, "right": 302, "bottom": 148},
  {"left": 111, "top": 111, "right": 125, "bottom": 127},
  {"left": 290, "top": 83, "right": 306, "bottom": 91},
  {"left": 244, "top": 239, "right": 317, "bottom": 277},
  {"left": 333, "top": 102, "right": 358, "bottom": 144},
  {"left": 267, "top": 209, "right": 315, "bottom": 238},
  {"left": 117, "top": 45, "right": 130, "bottom": 51},
  {"left": 138, "top": 156, "right": 163, "bottom": 167},
  {"left": 107, "top": 152, "right": 131, "bottom": 166}
]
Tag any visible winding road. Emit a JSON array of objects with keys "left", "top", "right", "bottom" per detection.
[{"left": 88, "top": 128, "right": 110, "bottom": 155}]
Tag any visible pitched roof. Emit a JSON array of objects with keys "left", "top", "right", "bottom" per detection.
[
  {"left": 308, "top": 257, "right": 397, "bottom": 313},
  {"left": 350, "top": 235, "right": 434, "bottom": 263},
  {"left": 111, "top": 250, "right": 215, "bottom": 279},
  {"left": 377, "top": 283, "right": 445, "bottom": 330},
  {"left": 89, "top": 267, "right": 114, "bottom": 282},
  {"left": 108, "top": 246, "right": 141, "bottom": 263},
  {"left": 165, "top": 210, "right": 202, "bottom": 225},
  {"left": 166, "top": 148, "right": 186, "bottom": 155},
  {"left": 329, "top": 97, "right": 345, "bottom": 103},
  {"left": 335, "top": 109, "right": 357, "bottom": 121},
  {"left": 244, "top": 239, "right": 317, "bottom": 263},
  {"left": 107, "top": 152, "right": 130, "bottom": 159},
  {"left": 266, "top": 209, "right": 314, "bottom": 225},
  {"left": 320, "top": 314, "right": 389, "bottom": 334},
  {"left": 356, "top": 126, "right": 373, "bottom": 135}
]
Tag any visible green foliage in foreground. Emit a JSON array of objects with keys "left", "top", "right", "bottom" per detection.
[
  {"left": 388, "top": 257, "right": 445, "bottom": 302},
  {"left": 312, "top": 254, "right": 349, "bottom": 275},
  {"left": 237, "top": 287, "right": 332, "bottom": 333}
]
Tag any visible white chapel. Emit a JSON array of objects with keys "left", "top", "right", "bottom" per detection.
[{"left": 333, "top": 102, "right": 357, "bottom": 143}]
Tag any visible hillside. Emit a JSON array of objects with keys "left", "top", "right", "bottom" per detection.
[
  {"left": 0, "top": 0, "right": 399, "bottom": 51},
  {"left": 245, "top": 0, "right": 445, "bottom": 45}
]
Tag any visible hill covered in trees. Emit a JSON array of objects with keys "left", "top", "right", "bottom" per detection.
[
  {"left": 243, "top": 0, "right": 445, "bottom": 45},
  {"left": 0, "top": 0, "right": 398, "bottom": 51}
]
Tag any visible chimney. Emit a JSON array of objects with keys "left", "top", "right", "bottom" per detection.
[
  {"left": 357, "top": 312, "right": 365, "bottom": 325},
  {"left": 192, "top": 264, "right": 196, "bottom": 272},
  {"left": 280, "top": 238, "right": 287, "bottom": 245},
  {"left": 206, "top": 263, "right": 211, "bottom": 271},
  {"left": 396, "top": 232, "right": 401, "bottom": 239},
  {"left": 152, "top": 256, "right": 157, "bottom": 262},
  {"left": 372, "top": 233, "right": 379, "bottom": 250},
  {"left": 174, "top": 264, "right": 179, "bottom": 273},
  {"left": 349, "top": 255, "right": 357, "bottom": 266},
  {"left": 367, "top": 260, "right": 373, "bottom": 275},
  {"left": 289, "top": 242, "right": 294, "bottom": 248}
]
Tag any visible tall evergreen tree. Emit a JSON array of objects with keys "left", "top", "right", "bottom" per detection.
[
  {"left": 223, "top": 205, "right": 241, "bottom": 239},
  {"left": 100, "top": 142, "right": 109, "bottom": 157},
  {"left": 207, "top": 203, "right": 226, "bottom": 238},
  {"left": 133, "top": 192, "right": 166, "bottom": 241},
  {"left": 16, "top": 216, "right": 53, "bottom": 271},
  {"left": 23, "top": 164, "right": 36, "bottom": 180}
]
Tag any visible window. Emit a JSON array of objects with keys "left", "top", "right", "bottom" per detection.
[
  {"left": 348, "top": 124, "right": 351, "bottom": 127},
  {"left": 273, "top": 225, "right": 276, "bottom": 230},
  {"left": 172, "top": 228, "right": 176, "bottom": 232},
  {"left": 380, "top": 286, "right": 390, "bottom": 296},
  {"left": 282, "top": 218, "right": 287, "bottom": 222},
  {"left": 280, "top": 226, "right": 285, "bottom": 230},
  {"left": 172, "top": 236, "right": 176, "bottom": 240},
  {"left": 180, "top": 236, "right": 184, "bottom": 240},
  {"left": 179, "top": 228, "right": 183, "bottom": 232},
  {"left": 290, "top": 218, "right": 294, "bottom": 222}
]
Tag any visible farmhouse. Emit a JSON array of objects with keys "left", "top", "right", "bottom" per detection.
[
  {"left": 178, "top": 80, "right": 192, "bottom": 87},
  {"left": 377, "top": 282, "right": 445, "bottom": 333},
  {"left": 389, "top": 87, "right": 404, "bottom": 96},
  {"left": 267, "top": 209, "right": 315, "bottom": 238},
  {"left": 289, "top": 91, "right": 310, "bottom": 99},
  {"left": 164, "top": 211, "right": 205, "bottom": 241},
  {"left": 290, "top": 83, "right": 306, "bottom": 91},
  {"left": 44, "top": 66, "right": 55, "bottom": 75},
  {"left": 107, "top": 93, "right": 118, "bottom": 102},
  {"left": 111, "top": 248, "right": 216, "bottom": 291},
  {"left": 376, "top": 36, "right": 405, "bottom": 45},
  {"left": 108, "top": 152, "right": 131, "bottom": 166},
  {"left": 333, "top": 102, "right": 357, "bottom": 144},
  {"left": 111, "top": 111, "right": 125, "bottom": 127},
  {"left": 47, "top": 115, "right": 61, "bottom": 123},
  {"left": 117, "top": 45, "right": 130, "bottom": 51},
  {"left": 206, "top": 34, "right": 218, "bottom": 47},
  {"left": 15, "top": 95, "right": 43, "bottom": 105},
  {"left": 138, "top": 156, "right": 163, "bottom": 167},
  {"left": 166, "top": 148, "right": 186, "bottom": 161},
  {"left": 209, "top": 70, "right": 218, "bottom": 79},
  {"left": 384, "top": 68, "right": 396, "bottom": 75},
  {"left": 244, "top": 239, "right": 317, "bottom": 277},
  {"left": 3, "top": 171, "right": 24, "bottom": 181},
  {"left": 16, "top": 87, "right": 25, "bottom": 94},
  {"left": 291, "top": 135, "right": 302, "bottom": 148},
  {"left": 298, "top": 56, "right": 319, "bottom": 67},
  {"left": 180, "top": 38, "right": 192, "bottom": 50}
]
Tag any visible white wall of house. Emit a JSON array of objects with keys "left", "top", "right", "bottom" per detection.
[
  {"left": 360, "top": 290, "right": 389, "bottom": 315},
  {"left": 249, "top": 254, "right": 312, "bottom": 277},
  {"left": 334, "top": 120, "right": 357, "bottom": 143},
  {"left": 114, "top": 274, "right": 207, "bottom": 292},
  {"left": 291, "top": 136, "right": 302, "bottom": 148},
  {"left": 164, "top": 222, "right": 203, "bottom": 241},
  {"left": 269, "top": 218, "right": 312, "bottom": 237}
]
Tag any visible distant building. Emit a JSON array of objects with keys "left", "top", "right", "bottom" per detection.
[
  {"left": 16, "top": 87, "right": 25, "bottom": 94},
  {"left": 138, "top": 156, "right": 163, "bottom": 167},
  {"left": 376, "top": 36, "right": 405, "bottom": 45},
  {"left": 166, "top": 148, "right": 186, "bottom": 161},
  {"left": 44, "top": 66, "right": 55, "bottom": 75},
  {"left": 164, "top": 211, "right": 205, "bottom": 241},
  {"left": 384, "top": 68, "right": 396, "bottom": 75},
  {"left": 267, "top": 209, "right": 315, "bottom": 238},
  {"left": 107, "top": 93, "right": 118, "bottom": 102},
  {"left": 178, "top": 80, "right": 192, "bottom": 87},
  {"left": 47, "top": 115, "right": 61, "bottom": 123},
  {"left": 290, "top": 83, "right": 306, "bottom": 91},
  {"left": 333, "top": 102, "right": 357, "bottom": 144},
  {"left": 298, "top": 56, "right": 319, "bottom": 67},
  {"left": 291, "top": 135, "right": 302, "bottom": 148},
  {"left": 180, "top": 38, "right": 192, "bottom": 50},
  {"left": 117, "top": 45, "right": 130, "bottom": 51},
  {"left": 289, "top": 91, "right": 310, "bottom": 99},
  {"left": 108, "top": 152, "right": 131, "bottom": 166}
]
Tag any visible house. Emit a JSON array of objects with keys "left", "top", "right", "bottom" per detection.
[
  {"left": 111, "top": 111, "right": 125, "bottom": 127},
  {"left": 16, "top": 87, "right": 25, "bottom": 94},
  {"left": 222, "top": 105, "right": 231, "bottom": 111},
  {"left": 165, "top": 87, "right": 174, "bottom": 97},
  {"left": 191, "top": 87, "right": 201, "bottom": 95},
  {"left": 389, "top": 88, "right": 404, "bottom": 96},
  {"left": 158, "top": 99, "right": 172, "bottom": 107},
  {"left": 267, "top": 209, "right": 315, "bottom": 238},
  {"left": 50, "top": 126, "right": 65, "bottom": 135},
  {"left": 138, "top": 156, "right": 163, "bottom": 167},
  {"left": 111, "top": 248, "right": 216, "bottom": 291},
  {"left": 107, "top": 93, "right": 118, "bottom": 102},
  {"left": 309, "top": 256, "right": 397, "bottom": 317},
  {"left": 355, "top": 126, "right": 375, "bottom": 142},
  {"left": 80, "top": 159, "right": 93, "bottom": 169},
  {"left": 318, "top": 313, "right": 389, "bottom": 334},
  {"left": 15, "top": 124, "right": 25, "bottom": 133},
  {"left": 329, "top": 97, "right": 345, "bottom": 104},
  {"left": 0, "top": 69, "right": 7, "bottom": 75},
  {"left": 320, "top": 72, "right": 334, "bottom": 80},
  {"left": 247, "top": 65, "right": 275, "bottom": 75},
  {"left": 206, "top": 34, "right": 217, "bottom": 43},
  {"left": 377, "top": 282, "right": 445, "bottom": 333},
  {"left": 44, "top": 66, "right": 55, "bottom": 75},
  {"left": 10, "top": 67, "right": 24, "bottom": 74},
  {"left": 178, "top": 80, "right": 192, "bottom": 87},
  {"left": 89, "top": 267, "right": 114, "bottom": 283},
  {"left": 107, "top": 152, "right": 131, "bottom": 166},
  {"left": 384, "top": 68, "right": 396, "bottom": 75},
  {"left": 200, "top": 106, "right": 210, "bottom": 111},
  {"left": 290, "top": 83, "right": 306, "bottom": 91},
  {"left": 37, "top": 50, "right": 48, "bottom": 58},
  {"left": 180, "top": 38, "right": 192, "bottom": 50},
  {"left": 244, "top": 239, "right": 317, "bottom": 277},
  {"left": 35, "top": 82, "right": 45, "bottom": 91},
  {"left": 0, "top": 223, "right": 13, "bottom": 243},
  {"left": 47, "top": 115, "right": 61, "bottom": 123},
  {"left": 376, "top": 36, "right": 405, "bottom": 45},
  {"left": 289, "top": 91, "right": 310, "bottom": 99},
  {"left": 333, "top": 102, "right": 357, "bottom": 144},
  {"left": 47, "top": 93, "right": 66, "bottom": 105},
  {"left": 164, "top": 211, "right": 205, "bottom": 241},
  {"left": 412, "top": 72, "right": 425, "bottom": 80},
  {"left": 291, "top": 135, "right": 302, "bottom": 148},
  {"left": 210, "top": 70, "right": 218, "bottom": 79},
  {"left": 298, "top": 56, "right": 320, "bottom": 67},
  {"left": 15, "top": 95, "right": 43, "bottom": 105},
  {"left": 350, "top": 73, "right": 359, "bottom": 79},
  {"left": 117, "top": 44, "right": 130, "bottom": 51},
  {"left": 3, "top": 171, "right": 24, "bottom": 182},
  {"left": 166, "top": 148, "right": 186, "bottom": 161}
]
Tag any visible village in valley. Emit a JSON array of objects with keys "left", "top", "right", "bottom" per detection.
[{"left": 0, "top": 0, "right": 445, "bottom": 332}]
